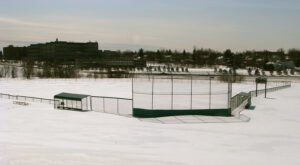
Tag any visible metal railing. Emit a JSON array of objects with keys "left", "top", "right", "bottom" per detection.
[
  {"left": 230, "top": 92, "right": 251, "bottom": 111},
  {"left": 0, "top": 93, "right": 55, "bottom": 104}
]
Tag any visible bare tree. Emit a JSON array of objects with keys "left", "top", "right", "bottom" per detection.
[
  {"left": 3, "top": 65, "right": 10, "bottom": 77},
  {"left": 22, "top": 58, "right": 34, "bottom": 79},
  {"left": 0, "top": 68, "right": 4, "bottom": 78},
  {"left": 11, "top": 66, "right": 17, "bottom": 78}
]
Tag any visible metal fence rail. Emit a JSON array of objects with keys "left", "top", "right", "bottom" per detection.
[
  {"left": 0, "top": 93, "right": 55, "bottom": 104},
  {"left": 230, "top": 92, "right": 251, "bottom": 110}
]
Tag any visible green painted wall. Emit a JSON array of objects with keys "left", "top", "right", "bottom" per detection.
[{"left": 133, "top": 108, "right": 231, "bottom": 118}]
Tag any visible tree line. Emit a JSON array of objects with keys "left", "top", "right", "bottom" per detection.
[
  {"left": 1, "top": 47, "right": 300, "bottom": 79},
  {"left": 2, "top": 47, "right": 300, "bottom": 68},
  {"left": 140, "top": 48, "right": 300, "bottom": 68}
]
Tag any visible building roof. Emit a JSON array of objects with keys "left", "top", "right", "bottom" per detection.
[{"left": 54, "top": 92, "right": 90, "bottom": 101}]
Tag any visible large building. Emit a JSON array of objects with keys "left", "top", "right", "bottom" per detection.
[
  {"left": 27, "top": 39, "right": 99, "bottom": 61},
  {"left": 3, "top": 45, "right": 27, "bottom": 60},
  {"left": 2, "top": 39, "right": 146, "bottom": 67}
]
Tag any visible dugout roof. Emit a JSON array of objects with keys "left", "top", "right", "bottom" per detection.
[{"left": 54, "top": 92, "right": 90, "bottom": 101}]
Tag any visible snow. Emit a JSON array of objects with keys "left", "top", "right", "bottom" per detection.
[
  {"left": 0, "top": 78, "right": 132, "bottom": 99},
  {"left": 0, "top": 78, "right": 300, "bottom": 165}
]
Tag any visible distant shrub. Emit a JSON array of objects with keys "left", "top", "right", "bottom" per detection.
[
  {"left": 290, "top": 69, "right": 295, "bottom": 75},
  {"left": 248, "top": 68, "right": 252, "bottom": 76},
  {"left": 283, "top": 69, "right": 288, "bottom": 75},
  {"left": 214, "top": 67, "right": 218, "bottom": 73},
  {"left": 277, "top": 70, "right": 282, "bottom": 75},
  {"left": 107, "top": 70, "right": 129, "bottom": 78},
  {"left": 11, "top": 67, "right": 17, "bottom": 78},
  {"left": 0, "top": 68, "right": 3, "bottom": 78},
  {"left": 255, "top": 69, "right": 260, "bottom": 76},
  {"left": 219, "top": 73, "right": 245, "bottom": 83}
]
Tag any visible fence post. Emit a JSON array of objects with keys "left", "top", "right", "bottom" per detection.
[
  {"left": 90, "top": 96, "right": 93, "bottom": 111},
  {"left": 209, "top": 76, "right": 213, "bottom": 109},
  {"left": 117, "top": 99, "right": 119, "bottom": 114},
  {"left": 256, "top": 82, "right": 258, "bottom": 97},
  {"left": 103, "top": 98, "right": 105, "bottom": 112},
  {"left": 171, "top": 75, "right": 174, "bottom": 110},
  {"left": 227, "top": 75, "right": 232, "bottom": 109},
  {"left": 131, "top": 77, "right": 134, "bottom": 110},
  {"left": 151, "top": 75, "right": 154, "bottom": 110},
  {"left": 265, "top": 81, "right": 267, "bottom": 98},
  {"left": 53, "top": 99, "right": 56, "bottom": 109},
  {"left": 190, "top": 75, "right": 193, "bottom": 110},
  {"left": 86, "top": 98, "right": 88, "bottom": 110}
]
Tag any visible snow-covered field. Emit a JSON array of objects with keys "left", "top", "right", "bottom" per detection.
[{"left": 0, "top": 78, "right": 299, "bottom": 165}]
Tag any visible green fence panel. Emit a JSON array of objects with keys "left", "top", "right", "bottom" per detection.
[{"left": 133, "top": 108, "right": 231, "bottom": 118}]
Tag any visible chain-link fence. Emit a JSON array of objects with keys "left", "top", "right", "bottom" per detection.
[
  {"left": 0, "top": 93, "right": 56, "bottom": 104},
  {"left": 249, "top": 81, "right": 291, "bottom": 97},
  {"left": 90, "top": 96, "right": 132, "bottom": 115},
  {"left": 0, "top": 77, "right": 292, "bottom": 117},
  {"left": 230, "top": 81, "right": 291, "bottom": 111},
  {"left": 133, "top": 75, "right": 231, "bottom": 110},
  {"left": 0, "top": 92, "right": 133, "bottom": 115}
]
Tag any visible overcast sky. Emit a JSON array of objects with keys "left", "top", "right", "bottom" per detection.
[{"left": 0, "top": 0, "right": 299, "bottom": 51}]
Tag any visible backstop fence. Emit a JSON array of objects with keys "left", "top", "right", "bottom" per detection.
[{"left": 132, "top": 75, "right": 232, "bottom": 117}]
